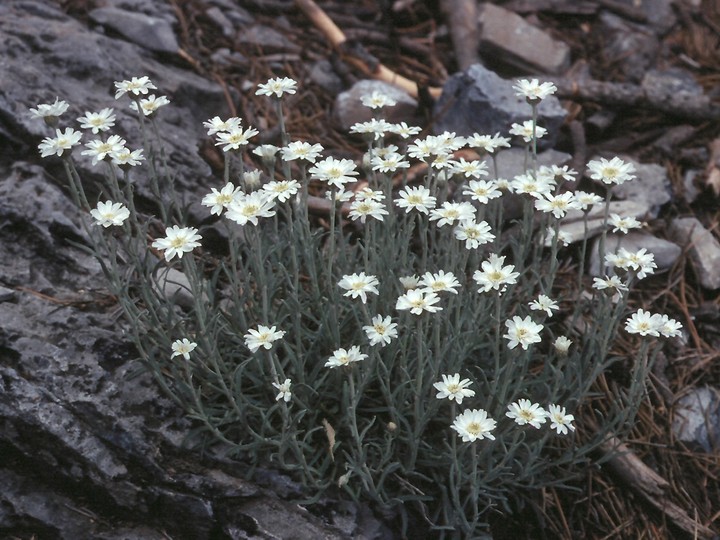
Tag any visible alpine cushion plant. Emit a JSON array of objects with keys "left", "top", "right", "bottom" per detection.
[{"left": 34, "top": 76, "right": 685, "bottom": 537}]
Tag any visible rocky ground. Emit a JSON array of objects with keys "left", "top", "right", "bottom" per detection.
[{"left": 1, "top": 0, "right": 719, "bottom": 538}]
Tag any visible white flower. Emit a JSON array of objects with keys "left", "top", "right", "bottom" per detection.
[
  {"left": 262, "top": 180, "right": 300, "bottom": 203},
  {"left": 362, "top": 315, "right": 398, "bottom": 347},
  {"left": 454, "top": 219, "right": 495, "bottom": 250},
  {"left": 452, "top": 158, "right": 488, "bottom": 179},
  {"left": 354, "top": 188, "right": 384, "bottom": 202},
  {"left": 111, "top": 147, "right": 144, "bottom": 167},
  {"left": 325, "top": 346, "right": 367, "bottom": 368},
  {"left": 434, "top": 373, "right": 475, "bottom": 404},
  {"left": 574, "top": 191, "right": 604, "bottom": 211},
  {"left": 151, "top": 225, "right": 202, "bottom": 261},
  {"left": 38, "top": 127, "right": 82, "bottom": 158},
  {"left": 226, "top": 191, "right": 276, "bottom": 226},
  {"left": 272, "top": 379, "right": 292, "bottom": 402},
  {"left": 545, "top": 226, "right": 572, "bottom": 247},
  {"left": 587, "top": 156, "right": 636, "bottom": 185},
  {"left": 203, "top": 116, "right": 242, "bottom": 136},
  {"left": 389, "top": 122, "right": 422, "bottom": 138},
  {"left": 171, "top": 338, "right": 197, "bottom": 360},
  {"left": 361, "top": 90, "right": 397, "bottom": 109},
  {"left": 554, "top": 336, "right": 572, "bottom": 355},
  {"left": 429, "top": 201, "right": 475, "bottom": 227},
  {"left": 538, "top": 164, "right": 577, "bottom": 184},
  {"left": 547, "top": 404, "right": 576, "bottom": 435},
  {"left": 610, "top": 247, "right": 656, "bottom": 279},
  {"left": 215, "top": 126, "right": 259, "bottom": 152},
  {"left": 30, "top": 97, "right": 69, "bottom": 120},
  {"left": 624, "top": 309, "right": 662, "bottom": 337},
  {"left": 348, "top": 199, "right": 388, "bottom": 223},
  {"left": 90, "top": 200, "right": 130, "bottom": 228},
  {"left": 419, "top": 270, "right": 461, "bottom": 295},
  {"left": 463, "top": 179, "right": 501, "bottom": 204},
  {"left": 349, "top": 118, "right": 394, "bottom": 140},
  {"left": 129, "top": 94, "right": 170, "bottom": 116},
  {"left": 592, "top": 275, "right": 629, "bottom": 295},
  {"left": 506, "top": 399, "right": 547, "bottom": 428},
  {"left": 399, "top": 275, "right": 420, "bottom": 290},
  {"left": 338, "top": 272, "right": 380, "bottom": 304},
  {"left": 309, "top": 157, "right": 358, "bottom": 189},
  {"left": 511, "top": 173, "right": 553, "bottom": 197},
  {"left": 509, "top": 121, "right": 547, "bottom": 142},
  {"left": 513, "top": 78, "right": 557, "bottom": 102},
  {"left": 253, "top": 144, "right": 280, "bottom": 161},
  {"left": 396, "top": 289, "right": 442, "bottom": 315},
  {"left": 114, "top": 76, "right": 157, "bottom": 100},
  {"left": 256, "top": 77, "right": 297, "bottom": 98},
  {"left": 244, "top": 325, "right": 286, "bottom": 353},
  {"left": 473, "top": 254, "right": 520, "bottom": 293},
  {"left": 201, "top": 182, "right": 242, "bottom": 216},
  {"left": 503, "top": 316, "right": 543, "bottom": 350},
  {"left": 77, "top": 108, "right": 116, "bottom": 134},
  {"left": 81, "top": 134, "right": 127, "bottom": 165},
  {"left": 282, "top": 140, "right": 324, "bottom": 163},
  {"left": 529, "top": 294, "right": 559, "bottom": 317},
  {"left": 371, "top": 153, "right": 410, "bottom": 173},
  {"left": 609, "top": 213, "right": 642, "bottom": 234},
  {"left": 395, "top": 186, "right": 436, "bottom": 214},
  {"left": 534, "top": 192, "right": 580, "bottom": 219},
  {"left": 430, "top": 153, "right": 454, "bottom": 170},
  {"left": 451, "top": 409, "right": 496, "bottom": 442},
  {"left": 243, "top": 169, "right": 263, "bottom": 190},
  {"left": 657, "top": 314, "right": 683, "bottom": 338},
  {"left": 466, "top": 132, "right": 511, "bottom": 153}
]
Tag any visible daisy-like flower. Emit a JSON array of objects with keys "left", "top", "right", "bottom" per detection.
[
  {"left": 545, "top": 226, "right": 572, "bottom": 247},
  {"left": 77, "top": 108, "right": 116, "bottom": 134},
  {"left": 253, "top": 143, "right": 280, "bottom": 162},
  {"left": 338, "top": 272, "right": 380, "bottom": 304},
  {"left": 90, "top": 200, "right": 130, "bottom": 227},
  {"left": 429, "top": 201, "right": 476, "bottom": 227},
  {"left": 255, "top": 77, "right": 297, "bottom": 98},
  {"left": 624, "top": 308, "right": 662, "bottom": 337},
  {"left": 272, "top": 379, "right": 292, "bottom": 402},
  {"left": 609, "top": 213, "right": 642, "bottom": 234},
  {"left": 554, "top": 336, "right": 572, "bottom": 355},
  {"left": 547, "top": 404, "right": 576, "bottom": 435},
  {"left": 327, "top": 188, "right": 353, "bottom": 203},
  {"left": 348, "top": 199, "right": 389, "bottom": 223},
  {"left": 215, "top": 126, "right": 259, "bottom": 152},
  {"left": 281, "top": 140, "right": 324, "bottom": 163},
  {"left": 529, "top": 294, "right": 559, "bottom": 317},
  {"left": 613, "top": 247, "right": 656, "bottom": 279},
  {"left": 81, "top": 134, "right": 127, "bottom": 165},
  {"left": 406, "top": 137, "right": 438, "bottom": 161},
  {"left": 361, "top": 90, "right": 397, "bottom": 109},
  {"left": 473, "top": 254, "right": 520, "bottom": 293},
  {"left": 111, "top": 147, "right": 144, "bottom": 167},
  {"left": 389, "top": 122, "right": 422, "bottom": 138},
  {"left": 354, "top": 187, "right": 384, "bottom": 202},
  {"left": 152, "top": 225, "right": 202, "bottom": 261},
  {"left": 38, "top": 127, "right": 83, "bottom": 158},
  {"left": 244, "top": 324, "right": 286, "bottom": 352},
  {"left": 243, "top": 169, "right": 263, "bottom": 190},
  {"left": 513, "top": 78, "right": 557, "bottom": 103},
  {"left": 201, "top": 182, "right": 242, "bottom": 216},
  {"left": 262, "top": 179, "right": 300, "bottom": 203},
  {"left": 466, "top": 132, "right": 511, "bottom": 154},
  {"left": 325, "top": 346, "right": 367, "bottom": 368},
  {"left": 574, "top": 191, "right": 604, "bottom": 211},
  {"left": 658, "top": 314, "right": 683, "bottom": 338},
  {"left": 30, "top": 97, "right": 69, "bottom": 123},
  {"left": 226, "top": 191, "right": 276, "bottom": 226},
  {"left": 436, "top": 131, "right": 467, "bottom": 152},
  {"left": 114, "top": 76, "right": 157, "bottom": 100},
  {"left": 171, "top": 338, "right": 197, "bottom": 360},
  {"left": 430, "top": 153, "right": 454, "bottom": 170},
  {"left": 349, "top": 118, "right": 393, "bottom": 140},
  {"left": 452, "top": 158, "right": 488, "bottom": 179},
  {"left": 454, "top": 219, "right": 495, "bottom": 250},
  {"left": 463, "top": 179, "right": 501, "bottom": 204},
  {"left": 399, "top": 275, "right": 420, "bottom": 290},
  {"left": 129, "top": 94, "right": 170, "bottom": 116},
  {"left": 538, "top": 164, "right": 578, "bottom": 184},
  {"left": 506, "top": 399, "right": 547, "bottom": 428},
  {"left": 434, "top": 373, "right": 476, "bottom": 404},
  {"left": 203, "top": 116, "right": 242, "bottom": 136},
  {"left": 309, "top": 156, "right": 358, "bottom": 189},
  {"left": 396, "top": 289, "right": 442, "bottom": 315},
  {"left": 511, "top": 173, "right": 554, "bottom": 198},
  {"left": 451, "top": 409, "right": 497, "bottom": 442},
  {"left": 395, "top": 186, "right": 437, "bottom": 214},
  {"left": 509, "top": 121, "right": 547, "bottom": 143},
  {"left": 592, "top": 275, "right": 629, "bottom": 296},
  {"left": 371, "top": 153, "right": 410, "bottom": 173},
  {"left": 419, "top": 270, "right": 461, "bottom": 295},
  {"left": 503, "top": 315, "right": 543, "bottom": 350},
  {"left": 362, "top": 315, "right": 399, "bottom": 347},
  {"left": 534, "top": 192, "right": 580, "bottom": 219},
  {"left": 587, "top": 156, "right": 636, "bottom": 185}
]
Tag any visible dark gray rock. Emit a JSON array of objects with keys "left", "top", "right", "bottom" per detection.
[
  {"left": 89, "top": 7, "right": 180, "bottom": 54},
  {"left": 668, "top": 217, "right": 720, "bottom": 289},
  {"left": 672, "top": 387, "right": 720, "bottom": 452},
  {"left": 237, "top": 24, "right": 301, "bottom": 53},
  {"left": 610, "top": 156, "right": 672, "bottom": 219},
  {"left": 335, "top": 80, "right": 419, "bottom": 131},
  {"left": 433, "top": 64, "right": 566, "bottom": 149},
  {"left": 599, "top": 13, "right": 659, "bottom": 83}
]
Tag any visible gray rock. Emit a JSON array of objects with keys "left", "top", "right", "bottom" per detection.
[
  {"left": 683, "top": 169, "right": 701, "bottom": 204},
  {"left": 493, "top": 147, "right": 571, "bottom": 180},
  {"left": 589, "top": 231, "right": 681, "bottom": 276},
  {"left": 237, "top": 24, "right": 300, "bottom": 53},
  {"left": 610, "top": 156, "right": 672, "bottom": 218},
  {"left": 668, "top": 217, "right": 720, "bottom": 289},
  {"left": 205, "top": 6, "right": 235, "bottom": 38},
  {"left": 335, "top": 79, "right": 419, "bottom": 131},
  {"left": 672, "top": 387, "right": 720, "bottom": 452},
  {"left": 599, "top": 13, "right": 659, "bottom": 83},
  {"left": 477, "top": 3, "right": 571, "bottom": 74},
  {"left": 89, "top": 7, "right": 180, "bottom": 54},
  {"left": 433, "top": 64, "right": 567, "bottom": 149},
  {"left": 309, "top": 59, "right": 344, "bottom": 95}
]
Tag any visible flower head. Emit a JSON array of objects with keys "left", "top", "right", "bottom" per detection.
[
  {"left": 509, "top": 121, "right": 547, "bottom": 143},
  {"left": 658, "top": 314, "right": 683, "bottom": 338},
  {"left": 256, "top": 77, "right": 298, "bottom": 98},
  {"left": 225, "top": 191, "right": 276, "bottom": 226},
  {"left": 129, "top": 94, "right": 170, "bottom": 116},
  {"left": 348, "top": 199, "right": 388, "bottom": 223},
  {"left": 171, "top": 338, "right": 197, "bottom": 360},
  {"left": 529, "top": 294, "right": 559, "bottom": 317},
  {"left": 282, "top": 141, "right": 324, "bottom": 163},
  {"left": 361, "top": 91, "right": 397, "bottom": 109},
  {"left": 451, "top": 409, "right": 497, "bottom": 442},
  {"left": 389, "top": 122, "right": 422, "bottom": 138},
  {"left": 547, "top": 404, "right": 576, "bottom": 435},
  {"left": 513, "top": 79, "right": 557, "bottom": 103},
  {"left": 466, "top": 132, "right": 511, "bottom": 154},
  {"left": 463, "top": 179, "right": 501, "bottom": 204},
  {"left": 395, "top": 186, "right": 436, "bottom": 214},
  {"left": 587, "top": 156, "right": 636, "bottom": 185},
  {"left": 434, "top": 373, "right": 475, "bottom": 404},
  {"left": 506, "top": 399, "right": 547, "bottom": 428},
  {"left": 349, "top": 118, "right": 394, "bottom": 141},
  {"left": 77, "top": 108, "right": 116, "bottom": 134},
  {"left": 30, "top": 97, "right": 69, "bottom": 123},
  {"left": 114, "top": 76, "right": 157, "bottom": 100},
  {"left": 81, "top": 134, "right": 127, "bottom": 165},
  {"left": 325, "top": 346, "right": 367, "bottom": 368},
  {"left": 503, "top": 316, "right": 543, "bottom": 350},
  {"left": 91, "top": 200, "right": 130, "bottom": 228},
  {"left": 203, "top": 116, "right": 242, "bottom": 136},
  {"left": 244, "top": 325, "right": 285, "bottom": 353},
  {"left": 534, "top": 192, "right": 580, "bottom": 219},
  {"left": 152, "top": 225, "right": 202, "bottom": 261},
  {"left": 272, "top": 379, "right": 292, "bottom": 402},
  {"left": 201, "top": 182, "right": 242, "bottom": 216},
  {"left": 111, "top": 147, "right": 144, "bottom": 167},
  {"left": 363, "top": 315, "right": 398, "bottom": 347},
  {"left": 371, "top": 153, "right": 410, "bottom": 173},
  {"left": 452, "top": 158, "right": 488, "bottom": 179},
  {"left": 338, "top": 272, "right": 380, "bottom": 304},
  {"left": 473, "top": 254, "right": 520, "bottom": 293},
  {"left": 419, "top": 270, "right": 461, "bottom": 295},
  {"left": 554, "top": 336, "right": 572, "bottom": 355},
  {"left": 624, "top": 309, "right": 662, "bottom": 337},
  {"left": 454, "top": 219, "right": 495, "bottom": 250},
  {"left": 309, "top": 156, "right": 358, "bottom": 189},
  {"left": 262, "top": 179, "right": 300, "bottom": 203},
  {"left": 396, "top": 289, "right": 442, "bottom": 315},
  {"left": 429, "top": 201, "right": 475, "bottom": 227},
  {"left": 38, "top": 127, "right": 83, "bottom": 158},
  {"left": 215, "top": 126, "right": 259, "bottom": 152}
]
